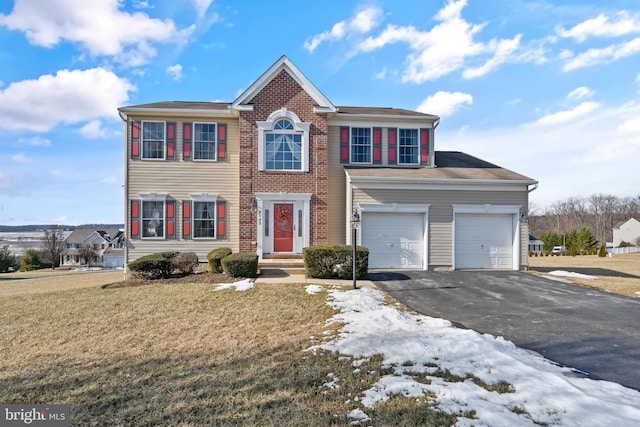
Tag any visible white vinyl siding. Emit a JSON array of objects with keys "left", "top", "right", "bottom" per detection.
[{"left": 127, "top": 117, "right": 240, "bottom": 261}]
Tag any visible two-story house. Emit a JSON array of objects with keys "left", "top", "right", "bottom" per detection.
[
  {"left": 63, "top": 228, "right": 124, "bottom": 267},
  {"left": 118, "top": 56, "right": 537, "bottom": 272}
]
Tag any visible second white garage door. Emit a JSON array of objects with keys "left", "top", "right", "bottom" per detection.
[
  {"left": 455, "top": 214, "right": 514, "bottom": 269},
  {"left": 362, "top": 212, "right": 425, "bottom": 269}
]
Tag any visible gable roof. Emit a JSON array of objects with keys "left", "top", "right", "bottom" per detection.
[
  {"left": 231, "top": 55, "right": 336, "bottom": 113},
  {"left": 613, "top": 218, "right": 640, "bottom": 229}
]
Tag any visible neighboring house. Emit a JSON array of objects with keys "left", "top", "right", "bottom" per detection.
[
  {"left": 612, "top": 218, "right": 640, "bottom": 247},
  {"left": 118, "top": 56, "right": 537, "bottom": 272},
  {"left": 63, "top": 228, "right": 124, "bottom": 267},
  {"left": 529, "top": 234, "right": 544, "bottom": 254}
]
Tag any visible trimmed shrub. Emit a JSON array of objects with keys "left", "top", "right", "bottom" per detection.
[
  {"left": 173, "top": 252, "right": 199, "bottom": 275},
  {"left": 207, "top": 247, "right": 232, "bottom": 273},
  {"left": 221, "top": 253, "right": 258, "bottom": 278},
  {"left": 598, "top": 244, "right": 607, "bottom": 257},
  {"left": 128, "top": 252, "right": 179, "bottom": 279},
  {"left": 303, "top": 245, "right": 369, "bottom": 280}
]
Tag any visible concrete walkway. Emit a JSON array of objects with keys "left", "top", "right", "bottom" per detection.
[{"left": 255, "top": 270, "right": 376, "bottom": 288}]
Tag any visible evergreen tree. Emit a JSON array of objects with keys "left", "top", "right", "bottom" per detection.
[{"left": 0, "top": 245, "right": 17, "bottom": 272}]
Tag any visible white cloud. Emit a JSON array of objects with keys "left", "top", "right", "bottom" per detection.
[
  {"left": 463, "top": 34, "right": 522, "bottom": 79},
  {"left": 563, "top": 37, "right": 640, "bottom": 71},
  {"left": 0, "top": 0, "right": 194, "bottom": 66},
  {"left": 78, "top": 120, "right": 109, "bottom": 139},
  {"left": 417, "top": 91, "right": 473, "bottom": 117},
  {"left": 439, "top": 101, "right": 640, "bottom": 208},
  {"left": 567, "top": 86, "right": 595, "bottom": 100},
  {"left": 133, "top": 0, "right": 151, "bottom": 9},
  {"left": 19, "top": 136, "right": 51, "bottom": 147},
  {"left": 166, "top": 64, "right": 183, "bottom": 81},
  {"left": 11, "top": 152, "right": 32, "bottom": 163},
  {"left": 191, "top": 0, "right": 214, "bottom": 19},
  {"left": 557, "top": 11, "right": 640, "bottom": 42},
  {"left": 100, "top": 175, "right": 118, "bottom": 184},
  {"left": 357, "top": 0, "right": 525, "bottom": 83},
  {"left": 304, "top": 6, "right": 383, "bottom": 52},
  {"left": 530, "top": 101, "right": 600, "bottom": 127},
  {"left": 0, "top": 67, "right": 135, "bottom": 132}
]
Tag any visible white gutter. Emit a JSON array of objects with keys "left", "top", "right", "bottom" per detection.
[
  {"left": 117, "top": 107, "right": 236, "bottom": 117},
  {"left": 348, "top": 174, "right": 539, "bottom": 186}
]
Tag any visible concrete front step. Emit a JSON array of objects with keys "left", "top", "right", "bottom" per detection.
[{"left": 258, "top": 259, "right": 306, "bottom": 277}]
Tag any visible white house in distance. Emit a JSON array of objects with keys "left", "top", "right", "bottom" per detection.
[
  {"left": 612, "top": 218, "right": 640, "bottom": 247},
  {"left": 63, "top": 228, "right": 124, "bottom": 267}
]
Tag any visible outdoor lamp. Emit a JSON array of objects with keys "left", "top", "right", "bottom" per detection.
[{"left": 351, "top": 210, "right": 360, "bottom": 289}]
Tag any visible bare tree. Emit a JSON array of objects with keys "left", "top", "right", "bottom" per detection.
[
  {"left": 78, "top": 243, "right": 96, "bottom": 267},
  {"left": 41, "top": 226, "right": 66, "bottom": 269},
  {"left": 590, "top": 194, "right": 619, "bottom": 244}
]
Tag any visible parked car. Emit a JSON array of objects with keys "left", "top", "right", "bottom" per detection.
[{"left": 552, "top": 246, "right": 566, "bottom": 255}]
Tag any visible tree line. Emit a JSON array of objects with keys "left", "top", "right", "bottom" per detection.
[{"left": 529, "top": 194, "right": 640, "bottom": 248}]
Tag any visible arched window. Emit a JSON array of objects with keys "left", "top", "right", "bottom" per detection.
[{"left": 257, "top": 109, "right": 310, "bottom": 172}]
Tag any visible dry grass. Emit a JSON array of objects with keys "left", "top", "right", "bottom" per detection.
[
  {"left": 0, "top": 274, "right": 453, "bottom": 426},
  {"left": 528, "top": 252, "right": 640, "bottom": 297},
  {"left": 0, "top": 268, "right": 124, "bottom": 296}
]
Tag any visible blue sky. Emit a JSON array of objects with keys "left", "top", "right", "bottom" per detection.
[{"left": 1, "top": 0, "right": 639, "bottom": 225}]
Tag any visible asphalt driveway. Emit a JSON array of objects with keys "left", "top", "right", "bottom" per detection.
[{"left": 369, "top": 270, "right": 640, "bottom": 391}]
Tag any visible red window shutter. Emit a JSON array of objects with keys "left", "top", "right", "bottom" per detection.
[
  {"left": 182, "top": 201, "right": 191, "bottom": 238},
  {"left": 217, "top": 201, "right": 226, "bottom": 239},
  {"left": 218, "top": 123, "right": 227, "bottom": 161},
  {"left": 130, "top": 200, "right": 141, "bottom": 238},
  {"left": 183, "top": 123, "right": 192, "bottom": 160},
  {"left": 420, "top": 128, "right": 429, "bottom": 164},
  {"left": 388, "top": 128, "right": 397, "bottom": 165},
  {"left": 166, "top": 200, "right": 176, "bottom": 238},
  {"left": 131, "top": 121, "right": 141, "bottom": 160},
  {"left": 166, "top": 122, "right": 176, "bottom": 160},
  {"left": 340, "top": 126, "right": 349, "bottom": 163},
  {"left": 373, "top": 127, "right": 382, "bottom": 164}
]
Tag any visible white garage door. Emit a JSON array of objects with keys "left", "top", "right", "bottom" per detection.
[
  {"left": 455, "top": 214, "right": 514, "bottom": 269},
  {"left": 362, "top": 212, "right": 424, "bottom": 269}
]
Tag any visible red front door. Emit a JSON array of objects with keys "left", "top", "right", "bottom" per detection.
[{"left": 273, "top": 203, "right": 294, "bottom": 252}]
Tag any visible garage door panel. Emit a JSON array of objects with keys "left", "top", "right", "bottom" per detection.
[
  {"left": 455, "top": 214, "right": 514, "bottom": 270},
  {"left": 362, "top": 213, "right": 424, "bottom": 269}
]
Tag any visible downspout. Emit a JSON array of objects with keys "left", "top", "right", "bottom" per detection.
[{"left": 118, "top": 109, "right": 129, "bottom": 279}]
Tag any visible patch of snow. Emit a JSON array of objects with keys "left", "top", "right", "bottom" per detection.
[
  {"left": 347, "top": 408, "right": 370, "bottom": 424},
  {"left": 214, "top": 278, "right": 254, "bottom": 291},
  {"left": 305, "top": 284, "right": 324, "bottom": 294},
  {"left": 548, "top": 270, "right": 596, "bottom": 280},
  {"left": 635, "top": 292, "right": 640, "bottom": 297},
  {"left": 311, "top": 286, "right": 640, "bottom": 426},
  {"left": 70, "top": 267, "right": 104, "bottom": 272}
]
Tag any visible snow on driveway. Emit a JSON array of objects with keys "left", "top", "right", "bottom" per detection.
[{"left": 307, "top": 284, "right": 640, "bottom": 426}]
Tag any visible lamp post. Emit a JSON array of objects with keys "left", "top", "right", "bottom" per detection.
[{"left": 351, "top": 210, "right": 360, "bottom": 289}]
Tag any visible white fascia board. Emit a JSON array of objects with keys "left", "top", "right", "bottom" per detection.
[
  {"left": 118, "top": 107, "right": 235, "bottom": 118},
  {"left": 329, "top": 117, "right": 435, "bottom": 128},
  {"left": 231, "top": 56, "right": 336, "bottom": 112},
  {"left": 349, "top": 176, "right": 538, "bottom": 192}
]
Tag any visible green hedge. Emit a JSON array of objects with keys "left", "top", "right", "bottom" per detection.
[
  {"left": 128, "top": 252, "right": 179, "bottom": 279},
  {"left": 303, "top": 245, "right": 369, "bottom": 279},
  {"left": 221, "top": 253, "right": 258, "bottom": 278},
  {"left": 207, "top": 247, "right": 232, "bottom": 273}
]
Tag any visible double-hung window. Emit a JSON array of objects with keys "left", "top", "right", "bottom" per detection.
[
  {"left": 398, "top": 129, "right": 419, "bottom": 165},
  {"left": 142, "top": 200, "right": 165, "bottom": 238},
  {"left": 142, "top": 121, "right": 165, "bottom": 159},
  {"left": 265, "top": 119, "right": 303, "bottom": 171},
  {"left": 351, "top": 128, "right": 371, "bottom": 164},
  {"left": 194, "top": 123, "right": 217, "bottom": 160},
  {"left": 193, "top": 201, "right": 216, "bottom": 238}
]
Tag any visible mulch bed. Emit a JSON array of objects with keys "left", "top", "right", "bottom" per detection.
[{"left": 101, "top": 272, "right": 240, "bottom": 289}]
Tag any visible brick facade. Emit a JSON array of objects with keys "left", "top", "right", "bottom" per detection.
[{"left": 238, "top": 70, "right": 329, "bottom": 252}]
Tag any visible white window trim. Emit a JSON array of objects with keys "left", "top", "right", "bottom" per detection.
[
  {"left": 191, "top": 193, "right": 219, "bottom": 239},
  {"left": 193, "top": 122, "right": 218, "bottom": 161},
  {"left": 350, "top": 127, "right": 373, "bottom": 165},
  {"left": 139, "top": 193, "right": 167, "bottom": 239},
  {"left": 141, "top": 120, "right": 166, "bottom": 160},
  {"left": 257, "top": 108, "right": 310, "bottom": 172},
  {"left": 397, "top": 128, "right": 420, "bottom": 166}
]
